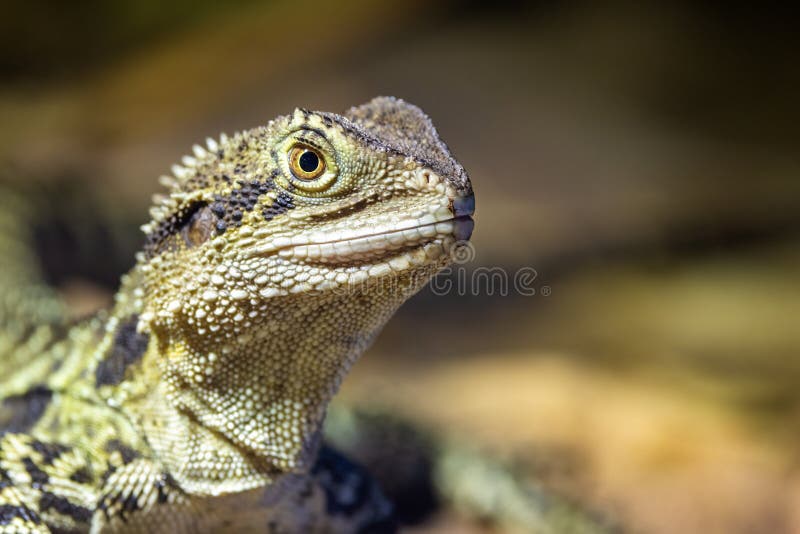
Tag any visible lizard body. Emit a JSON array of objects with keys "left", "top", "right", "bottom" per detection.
[{"left": 0, "top": 97, "right": 474, "bottom": 533}]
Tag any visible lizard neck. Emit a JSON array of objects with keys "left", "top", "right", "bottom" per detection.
[{"left": 127, "top": 281, "right": 414, "bottom": 495}]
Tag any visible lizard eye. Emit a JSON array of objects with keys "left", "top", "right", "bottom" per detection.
[
  {"left": 278, "top": 134, "right": 340, "bottom": 194},
  {"left": 288, "top": 145, "right": 325, "bottom": 180}
]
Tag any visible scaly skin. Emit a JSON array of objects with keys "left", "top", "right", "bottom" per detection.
[{"left": 0, "top": 97, "right": 474, "bottom": 533}]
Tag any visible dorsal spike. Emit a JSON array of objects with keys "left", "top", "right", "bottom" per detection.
[
  {"left": 193, "top": 144, "right": 207, "bottom": 158},
  {"left": 171, "top": 165, "right": 191, "bottom": 180},
  {"left": 158, "top": 175, "right": 179, "bottom": 189},
  {"left": 149, "top": 206, "right": 164, "bottom": 221},
  {"left": 152, "top": 194, "right": 177, "bottom": 210}
]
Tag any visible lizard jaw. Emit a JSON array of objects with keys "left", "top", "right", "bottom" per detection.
[
  {"left": 246, "top": 213, "right": 459, "bottom": 261},
  {"left": 245, "top": 192, "right": 474, "bottom": 265},
  {"left": 263, "top": 219, "right": 462, "bottom": 264}
]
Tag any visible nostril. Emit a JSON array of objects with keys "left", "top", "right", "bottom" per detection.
[{"left": 452, "top": 194, "right": 475, "bottom": 218}]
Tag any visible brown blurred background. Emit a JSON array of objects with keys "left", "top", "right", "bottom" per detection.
[{"left": 2, "top": 1, "right": 799, "bottom": 532}]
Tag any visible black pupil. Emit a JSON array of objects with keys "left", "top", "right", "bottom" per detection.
[{"left": 298, "top": 150, "right": 319, "bottom": 173}]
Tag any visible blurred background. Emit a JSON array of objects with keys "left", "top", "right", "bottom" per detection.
[{"left": 2, "top": 1, "right": 799, "bottom": 532}]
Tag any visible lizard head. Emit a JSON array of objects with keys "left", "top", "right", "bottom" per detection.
[
  {"left": 132, "top": 97, "right": 473, "bottom": 484},
  {"left": 141, "top": 97, "right": 472, "bottom": 296},
  {"left": 139, "top": 96, "right": 473, "bottom": 338}
]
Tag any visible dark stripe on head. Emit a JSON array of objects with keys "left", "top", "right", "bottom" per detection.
[
  {"left": 0, "top": 385, "right": 52, "bottom": 433},
  {"left": 144, "top": 202, "right": 211, "bottom": 259},
  {"left": 95, "top": 315, "right": 149, "bottom": 387},
  {"left": 144, "top": 179, "right": 276, "bottom": 259},
  {"left": 213, "top": 179, "right": 275, "bottom": 227},
  {"left": 263, "top": 191, "right": 295, "bottom": 221}
]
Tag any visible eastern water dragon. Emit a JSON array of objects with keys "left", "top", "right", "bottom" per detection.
[{"left": 0, "top": 97, "right": 475, "bottom": 533}]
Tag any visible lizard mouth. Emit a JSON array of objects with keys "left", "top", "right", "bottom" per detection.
[
  {"left": 246, "top": 216, "right": 472, "bottom": 265},
  {"left": 271, "top": 218, "right": 470, "bottom": 264}
]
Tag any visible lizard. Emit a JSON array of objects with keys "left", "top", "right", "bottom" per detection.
[{"left": 0, "top": 96, "right": 475, "bottom": 533}]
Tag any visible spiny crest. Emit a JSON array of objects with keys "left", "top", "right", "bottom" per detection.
[
  {"left": 140, "top": 109, "right": 336, "bottom": 236},
  {"left": 142, "top": 132, "right": 239, "bottom": 235}
]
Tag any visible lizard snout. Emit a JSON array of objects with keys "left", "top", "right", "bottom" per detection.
[{"left": 451, "top": 193, "right": 475, "bottom": 241}]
